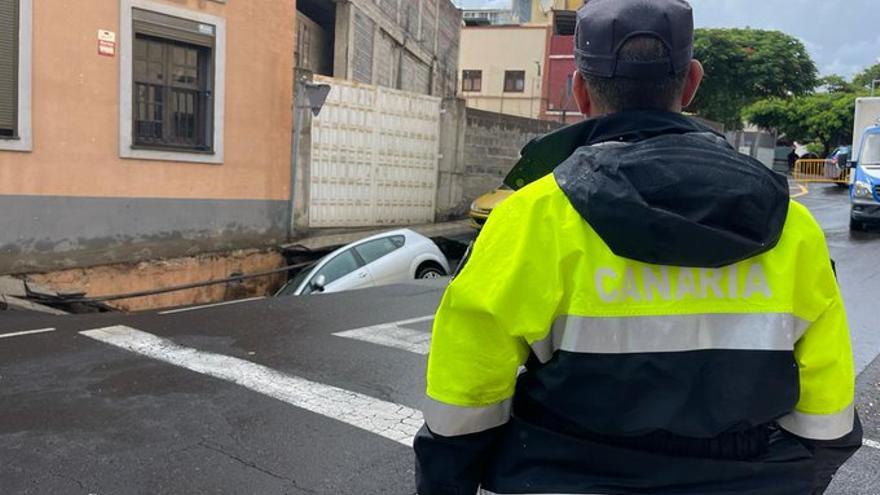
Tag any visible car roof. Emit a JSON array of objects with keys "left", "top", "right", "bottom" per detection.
[{"left": 317, "top": 228, "right": 423, "bottom": 263}]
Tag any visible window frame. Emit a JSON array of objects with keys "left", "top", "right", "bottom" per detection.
[
  {"left": 119, "top": 0, "right": 226, "bottom": 164},
  {"left": 354, "top": 236, "right": 404, "bottom": 266},
  {"left": 304, "top": 249, "right": 365, "bottom": 295},
  {"left": 461, "top": 70, "right": 482, "bottom": 93},
  {"left": 503, "top": 70, "right": 526, "bottom": 93},
  {"left": 132, "top": 33, "right": 214, "bottom": 152},
  {"left": 0, "top": 0, "right": 32, "bottom": 152}
]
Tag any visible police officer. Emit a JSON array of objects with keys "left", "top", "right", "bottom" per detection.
[{"left": 414, "top": 0, "right": 863, "bottom": 494}]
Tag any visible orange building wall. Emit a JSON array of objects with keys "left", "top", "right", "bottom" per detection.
[{"left": 0, "top": 0, "right": 295, "bottom": 202}]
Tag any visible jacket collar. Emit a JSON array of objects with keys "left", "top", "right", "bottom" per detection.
[{"left": 504, "top": 111, "right": 721, "bottom": 189}]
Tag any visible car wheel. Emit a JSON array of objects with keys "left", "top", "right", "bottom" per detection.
[
  {"left": 416, "top": 264, "right": 446, "bottom": 279},
  {"left": 850, "top": 217, "right": 864, "bottom": 232}
]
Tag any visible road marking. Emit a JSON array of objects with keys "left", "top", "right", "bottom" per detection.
[
  {"left": 865, "top": 439, "right": 880, "bottom": 450},
  {"left": 334, "top": 315, "right": 434, "bottom": 355},
  {"left": 159, "top": 297, "right": 265, "bottom": 315},
  {"left": 791, "top": 183, "right": 809, "bottom": 198},
  {"left": 80, "top": 325, "right": 422, "bottom": 446},
  {"left": 0, "top": 327, "right": 55, "bottom": 339}
]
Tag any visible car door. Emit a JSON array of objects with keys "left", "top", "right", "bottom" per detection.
[
  {"left": 303, "top": 249, "right": 373, "bottom": 295},
  {"left": 353, "top": 235, "right": 407, "bottom": 286}
]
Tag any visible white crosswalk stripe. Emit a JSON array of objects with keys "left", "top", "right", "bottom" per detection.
[
  {"left": 333, "top": 315, "right": 434, "bottom": 355},
  {"left": 865, "top": 438, "right": 880, "bottom": 450},
  {"left": 0, "top": 327, "right": 55, "bottom": 339},
  {"left": 81, "top": 325, "right": 423, "bottom": 446}
]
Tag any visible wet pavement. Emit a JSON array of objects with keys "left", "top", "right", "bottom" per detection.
[{"left": 0, "top": 183, "right": 878, "bottom": 494}]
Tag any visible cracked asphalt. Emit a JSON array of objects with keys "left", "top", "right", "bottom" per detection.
[{"left": 0, "top": 183, "right": 877, "bottom": 494}]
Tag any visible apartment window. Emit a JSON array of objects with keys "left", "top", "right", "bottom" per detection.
[
  {"left": 462, "top": 70, "right": 482, "bottom": 92},
  {"left": 0, "top": 0, "right": 20, "bottom": 138},
  {"left": 504, "top": 70, "right": 525, "bottom": 93},
  {"left": 132, "top": 8, "right": 215, "bottom": 152},
  {"left": 120, "top": 1, "right": 224, "bottom": 163}
]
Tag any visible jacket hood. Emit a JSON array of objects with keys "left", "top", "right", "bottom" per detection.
[{"left": 513, "top": 111, "right": 790, "bottom": 268}]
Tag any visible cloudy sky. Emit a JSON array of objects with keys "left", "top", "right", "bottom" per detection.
[{"left": 455, "top": 0, "right": 880, "bottom": 78}]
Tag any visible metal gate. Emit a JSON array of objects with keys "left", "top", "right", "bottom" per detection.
[
  {"left": 793, "top": 159, "right": 851, "bottom": 184},
  {"left": 308, "top": 76, "right": 441, "bottom": 228}
]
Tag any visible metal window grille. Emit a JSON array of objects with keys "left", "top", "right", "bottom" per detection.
[
  {"left": 0, "top": 0, "right": 19, "bottom": 138},
  {"left": 504, "top": 70, "right": 525, "bottom": 93},
  {"left": 132, "top": 8, "right": 214, "bottom": 152}
]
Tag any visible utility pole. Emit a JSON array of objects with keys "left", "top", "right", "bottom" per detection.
[{"left": 288, "top": 73, "right": 331, "bottom": 241}]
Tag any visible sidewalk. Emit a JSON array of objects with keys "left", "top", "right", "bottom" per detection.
[{"left": 282, "top": 219, "right": 474, "bottom": 252}]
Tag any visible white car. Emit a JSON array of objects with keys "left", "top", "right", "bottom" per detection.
[{"left": 275, "top": 229, "right": 451, "bottom": 297}]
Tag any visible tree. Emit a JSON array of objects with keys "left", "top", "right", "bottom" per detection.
[
  {"left": 744, "top": 92, "right": 861, "bottom": 156},
  {"left": 853, "top": 62, "right": 880, "bottom": 90},
  {"left": 690, "top": 29, "right": 819, "bottom": 129},
  {"left": 818, "top": 75, "right": 855, "bottom": 93}
]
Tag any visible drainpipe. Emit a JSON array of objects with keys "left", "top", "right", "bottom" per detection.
[
  {"left": 288, "top": 72, "right": 331, "bottom": 241},
  {"left": 288, "top": 75, "right": 307, "bottom": 241}
]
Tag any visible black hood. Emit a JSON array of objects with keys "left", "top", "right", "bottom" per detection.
[{"left": 509, "top": 111, "right": 790, "bottom": 268}]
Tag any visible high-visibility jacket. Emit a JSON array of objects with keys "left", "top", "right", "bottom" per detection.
[{"left": 414, "top": 111, "right": 862, "bottom": 495}]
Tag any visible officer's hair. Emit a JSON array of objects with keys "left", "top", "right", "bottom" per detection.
[{"left": 581, "top": 36, "right": 689, "bottom": 112}]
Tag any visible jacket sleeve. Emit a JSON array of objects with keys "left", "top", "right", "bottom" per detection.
[
  {"left": 414, "top": 192, "right": 562, "bottom": 494},
  {"left": 779, "top": 227, "right": 862, "bottom": 492}
]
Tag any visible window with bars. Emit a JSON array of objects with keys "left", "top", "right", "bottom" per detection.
[
  {"left": 0, "top": 0, "right": 19, "bottom": 138},
  {"left": 503, "top": 70, "right": 525, "bottom": 93},
  {"left": 461, "top": 70, "right": 481, "bottom": 92},
  {"left": 132, "top": 9, "right": 214, "bottom": 152}
]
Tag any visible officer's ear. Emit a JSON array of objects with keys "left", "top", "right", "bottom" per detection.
[
  {"left": 572, "top": 70, "right": 593, "bottom": 117},
  {"left": 681, "top": 59, "right": 705, "bottom": 109}
]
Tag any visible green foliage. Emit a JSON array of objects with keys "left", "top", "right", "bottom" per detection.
[
  {"left": 691, "top": 28, "right": 819, "bottom": 129},
  {"left": 744, "top": 91, "right": 864, "bottom": 156},
  {"left": 819, "top": 75, "right": 856, "bottom": 93},
  {"left": 853, "top": 63, "right": 880, "bottom": 90}
]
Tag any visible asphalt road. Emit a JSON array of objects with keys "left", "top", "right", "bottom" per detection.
[{"left": 0, "top": 183, "right": 878, "bottom": 495}]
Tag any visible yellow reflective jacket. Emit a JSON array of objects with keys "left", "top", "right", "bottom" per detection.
[{"left": 414, "top": 112, "right": 861, "bottom": 495}]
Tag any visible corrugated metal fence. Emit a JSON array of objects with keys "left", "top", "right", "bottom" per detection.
[{"left": 309, "top": 75, "right": 441, "bottom": 228}]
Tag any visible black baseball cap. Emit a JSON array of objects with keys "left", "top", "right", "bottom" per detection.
[{"left": 575, "top": 0, "right": 694, "bottom": 79}]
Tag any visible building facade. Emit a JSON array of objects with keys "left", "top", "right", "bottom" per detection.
[
  {"left": 458, "top": 25, "right": 549, "bottom": 120},
  {"left": 531, "top": 0, "right": 584, "bottom": 25},
  {"left": 541, "top": 9, "right": 581, "bottom": 123},
  {"left": 0, "top": 0, "right": 296, "bottom": 275},
  {"left": 462, "top": 0, "right": 531, "bottom": 26},
  {"left": 296, "top": 0, "right": 461, "bottom": 98}
]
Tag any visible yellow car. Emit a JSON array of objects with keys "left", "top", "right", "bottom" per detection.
[{"left": 469, "top": 186, "right": 513, "bottom": 229}]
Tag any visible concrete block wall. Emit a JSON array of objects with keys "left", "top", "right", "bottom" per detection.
[
  {"left": 462, "top": 108, "right": 561, "bottom": 210},
  {"left": 435, "top": 101, "right": 563, "bottom": 221}
]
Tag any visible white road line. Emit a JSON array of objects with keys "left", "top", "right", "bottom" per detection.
[
  {"left": 333, "top": 315, "right": 434, "bottom": 355},
  {"left": 159, "top": 297, "right": 265, "bottom": 315},
  {"left": 80, "top": 325, "right": 422, "bottom": 446},
  {"left": 865, "top": 439, "right": 880, "bottom": 450},
  {"left": 0, "top": 327, "right": 56, "bottom": 339}
]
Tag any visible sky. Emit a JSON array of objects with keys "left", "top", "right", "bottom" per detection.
[{"left": 455, "top": 0, "right": 880, "bottom": 78}]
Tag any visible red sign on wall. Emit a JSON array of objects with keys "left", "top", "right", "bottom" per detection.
[{"left": 98, "top": 30, "right": 116, "bottom": 57}]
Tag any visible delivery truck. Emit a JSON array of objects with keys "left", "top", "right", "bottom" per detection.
[{"left": 849, "top": 97, "right": 880, "bottom": 231}]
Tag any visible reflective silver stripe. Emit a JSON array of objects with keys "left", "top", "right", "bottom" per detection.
[
  {"left": 531, "top": 313, "right": 809, "bottom": 362},
  {"left": 423, "top": 396, "right": 512, "bottom": 437},
  {"left": 777, "top": 404, "right": 855, "bottom": 441}
]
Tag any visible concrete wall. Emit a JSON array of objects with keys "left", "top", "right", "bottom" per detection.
[
  {"left": 0, "top": 0, "right": 296, "bottom": 274},
  {"left": 459, "top": 25, "right": 548, "bottom": 120},
  {"left": 334, "top": 0, "right": 461, "bottom": 98},
  {"left": 435, "top": 101, "right": 562, "bottom": 220}
]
